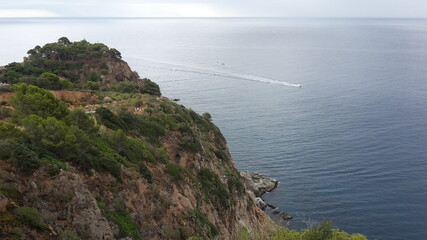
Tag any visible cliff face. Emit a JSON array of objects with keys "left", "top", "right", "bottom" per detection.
[
  {"left": 0, "top": 95, "right": 276, "bottom": 239},
  {"left": 0, "top": 38, "right": 151, "bottom": 93},
  {"left": 0, "top": 41, "right": 276, "bottom": 239},
  {"left": 73, "top": 58, "right": 139, "bottom": 87}
]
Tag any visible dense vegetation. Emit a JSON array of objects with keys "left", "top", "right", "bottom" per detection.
[
  {"left": 0, "top": 37, "right": 120, "bottom": 85},
  {"left": 0, "top": 80, "right": 244, "bottom": 239},
  {"left": 0, "top": 83, "right": 224, "bottom": 239},
  {"left": 0, "top": 40, "right": 368, "bottom": 240},
  {"left": 235, "top": 221, "right": 367, "bottom": 240},
  {"left": 0, "top": 84, "right": 179, "bottom": 182},
  {"left": 26, "top": 37, "right": 122, "bottom": 61},
  {"left": 270, "top": 221, "right": 367, "bottom": 240},
  {"left": 0, "top": 37, "right": 160, "bottom": 95}
]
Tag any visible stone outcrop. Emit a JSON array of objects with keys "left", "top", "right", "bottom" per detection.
[
  {"left": 240, "top": 171, "right": 279, "bottom": 197},
  {"left": 78, "top": 58, "right": 139, "bottom": 88},
  {"left": 240, "top": 171, "right": 278, "bottom": 210},
  {"left": 240, "top": 171, "right": 292, "bottom": 221}
]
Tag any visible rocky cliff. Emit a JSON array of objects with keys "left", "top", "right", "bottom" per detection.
[
  {"left": 0, "top": 94, "right": 276, "bottom": 240},
  {"left": 0, "top": 38, "right": 158, "bottom": 95},
  {"left": 0, "top": 39, "right": 277, "bottom": 240}
]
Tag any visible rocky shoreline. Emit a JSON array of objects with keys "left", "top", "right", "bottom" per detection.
[{"left": 240, "top": 171, "right": 293, "bottom": 221}]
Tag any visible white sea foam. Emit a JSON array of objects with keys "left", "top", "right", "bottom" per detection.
[{"left": 128, "top": 57, "right": 302, "bottom": 88}]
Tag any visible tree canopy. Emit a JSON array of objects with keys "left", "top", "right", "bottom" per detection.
[
  {"left": 10, "top": 83, "right": 69, "bottom": 120},
  {"left": 27, "top": 37, "right": 122, "bottom": 61}
]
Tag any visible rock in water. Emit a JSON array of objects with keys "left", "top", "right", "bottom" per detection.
[
  {"left": 255, "top": 197, "right": 267, "bottom": 210},
  {"left": 240, "top": 171, "right": 293, "bottom": 220},
  {"left": 240, "top": 171, "right": 279, "bottom": 197},
  {"left": 279, "top": 212, "right": 293, "bottom": 220}
]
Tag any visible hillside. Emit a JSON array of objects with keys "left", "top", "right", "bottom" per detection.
[
  {"left": 0, "top": 38, "right": 367, "bottom": 240},
  {"left": 0, "top": 37, "right": 159, "bottom": 95}
]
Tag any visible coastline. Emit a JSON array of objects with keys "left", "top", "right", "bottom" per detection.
[{"left": 240, "top": 171, "right": 293, "bottom": 221}]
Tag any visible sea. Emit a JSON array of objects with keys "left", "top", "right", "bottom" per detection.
[{"left": 1, "top": 18, "right": 427, "bottom": 240}]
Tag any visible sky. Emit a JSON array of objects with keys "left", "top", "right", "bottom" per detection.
[{"left": 1, "top": 0, "right": 427, "bottom": 18}]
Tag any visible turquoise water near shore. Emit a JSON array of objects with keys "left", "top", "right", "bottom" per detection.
[{"left": 2, "top": 18, "right": 427, "bottom": 239}]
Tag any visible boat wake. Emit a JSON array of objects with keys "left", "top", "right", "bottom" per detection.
[{"left": 127, "top": 57, "right": 302, "bottom": 88}]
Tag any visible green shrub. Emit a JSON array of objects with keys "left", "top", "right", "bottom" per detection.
[
  {"left": 96, "top": 107, "right": 126, "bottom": 130},
  {"left": 179, "top": 138, "right": 201, "bottom": 153},
  {"left": 26, "top": 72, "right": 71, "bottom": 90},
  {"left": 140, "top": 78, "right": 161, "bottom": 96},
  {"left": 138, "top": 162, "right": 153, "bottom": 183},
  {"left": 60, "top": 78, "right": 73, "bottom": 89},
  {"left": 109, "top": 131, "right": 156, "bottom": 165},
  {"left": 64, "top": 108, "right": 98, "bottom": 134},
  {"left": 84, "top": 81, "right": 100, "bottom": 90},
  {"left": 111, "top": 82, "right": 139, "bottom": 93},
  {"left": 118, "top": 111, "right": 166, "bottom": 140},
  {"left": 178, "top": 123, "right": 193, "bottom": 136},
  {"left": 14, "top": 206, "right": 48, "bottom": 230},
  {"left": 189, "top": 209, "right": 218, "bottom": 238},
  {"left": 124, "top": 138, "right": 156, "bottom": 164},
  {"left": 117, "top": 111, "right": 139, "bottom": 130},
  {"left": 271, "top": 221, "right": 368, "bottom": 240},
  {"left": 11, "top": 142, "right": 41, "bottom": 173},
  {"left": 1, "top": 69, "right": 20, "bottom": 83},
  {"left": 152, "top": 113, "right": 179, "bottom": 130},
  {"left": 165, "top": 163, "right": 189, "bottom": 181},
  {"left": 145, "top": 107, "right": 153, "bottom": 115},
  {"left": 187, "top": 237, "right": 203, "bottom": 240},
  {"left": 26, "top": 37, "right": 122, "bottom": 61},
  {"left": 97, "top": 154, "right": 122, "bottom": 180},
  {"left": 137, "top": 118, "right": 166, "bottom": 140},
  {"left": 202, "top": 112, "right": 212, "bottom": 121},
  {"left": 89, "top": 73, "right": 102, "bottom": 82},
  {"left": 272, "top": 228, "right": 301, "bottom": 240},
  {"left": 236, "top": 227, "right": 250, "bottom": 240},
  {"left": 198, "top": 168, "right": 231, "bottom": 208},
  {"left": 22, "top": 115, "right": 93, "bottom": 162},
  {"left": 302, "top": 220, "right": 333, "bottom": 240},
  {"left": 0, "top": 182, "right": 22, "bottom": 203},
  {"left": 10, "top": 84, "right": 69, "bottom": 119},
  {"left": 154, "top": 147, "right": 169, "bottom": 164},
  {"left": 41, "top": 154, "right": 70, "bottom": 176},
  {"left": 214, "top": 149, "right": 230, "bottom": 162},
  {"left": 0, "top": 122, "right": 23, "bottom": 140},
  {"left": 104, "top": 209, "right": 141, "bottom": 240},
  {"left": 0, "top": 139, "right": 41, "bottom": 173},
  {"left": 91, "top": 136, "right": 126, "bottom": 180},
  {"left": 226, "top": 171, "right": 245, "bottom": 196},
  {"left": 0, "top": 106, "right": 13, "bottom": 120}
]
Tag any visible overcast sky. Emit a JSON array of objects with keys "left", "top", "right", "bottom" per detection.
[{"left": 1, "top": 0, "right": 427, "bottom": 18}]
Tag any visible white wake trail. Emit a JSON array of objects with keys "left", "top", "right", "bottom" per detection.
[{"left": 127, "top": 57, "right": 302, "bottom": 88}]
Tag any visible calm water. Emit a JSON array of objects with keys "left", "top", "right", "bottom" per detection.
[{"left": 2, "top": 18, "right": 427, "bottom": 240}]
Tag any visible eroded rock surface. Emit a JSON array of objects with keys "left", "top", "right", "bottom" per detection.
[
  {"left": 240, "top": 171, "right": 292, "bottom": 220},
  {"left": 240, "top": 171, "right": 278, "bottom": 197}
]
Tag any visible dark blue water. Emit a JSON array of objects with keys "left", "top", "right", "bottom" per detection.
[{"left": 2, "top": 18, "right": 427, "bottom": 240}]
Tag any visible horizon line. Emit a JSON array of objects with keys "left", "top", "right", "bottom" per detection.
[{"left": 1, "top": 16, "right": 427, "bottom": 20}]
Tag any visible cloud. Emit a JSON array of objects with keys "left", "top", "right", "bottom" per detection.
[
  {"left": 120, "top": 3, "right": 238, "bottom": 17},
  {"left": 0, "top": 9, "right": 58, "bottom": 17},
  {"left": 1, "top": 0, "right": 427, "bottom": 18},
  {"left": 0, "top": 9, "right": 57, "bottom": 18}
]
